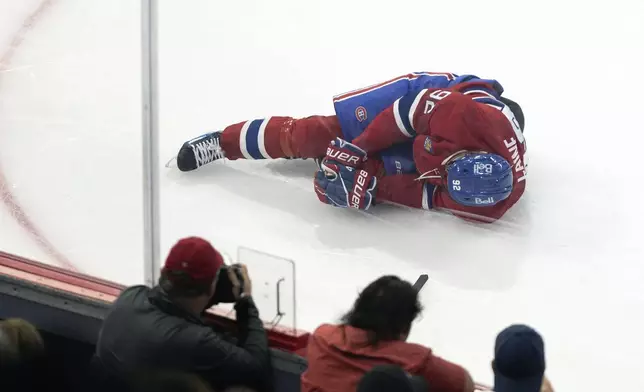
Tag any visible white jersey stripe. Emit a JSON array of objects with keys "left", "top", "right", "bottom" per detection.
[
  {"left": 412, "top": 72, "right": 455, "bottom": 80},
  {"left": 257, "top": 117, "right": 272, "bottom": 159},
  {"left": 422, "top": 183, "right": 430, "bottom": 210},
  {"left": 408, "top": 88, "right": 427, "bottom": 130},
  {"left": 393, "top": 98, "right": 413, "bottom": 138},
  {"left": 464, "top": 89, "right": 496, "bottom": 98},
  {"left": 334, "top": 74, "right": 425, "bottom": 103},
  {"left": 485, "top": 103, "right": 503, "bottom": 110}
]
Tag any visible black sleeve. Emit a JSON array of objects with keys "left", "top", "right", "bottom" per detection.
[
  {"left": 234, "top": 296, "right": 268, "bottom": 349},
  {"left": 194, "top": 297, "right": 271, "bottom": 390}
]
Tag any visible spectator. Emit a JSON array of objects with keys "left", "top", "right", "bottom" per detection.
[
  {"left": 0, "top": 318, "right": 45, "bottom": 363},
  {"left": 0, "top": 318, "right": 46, "bottom": 391},
  {"left": 130, "top": 371, "right": 259, "bottom": 392},
  {"left": 130, "top": 370, "right": 213, "bottom": 392},
  {"left": 357, "top": 364, "right": 428, "bottom": 392},
  {"left": 492, "top": 324, "right": 554, "bottom": 392},
  {"left": 301, "top": 275, "right": 474, "bottom": 392},
  {"left": 92, "top": 236, "right": 271, "bottom": 392}
]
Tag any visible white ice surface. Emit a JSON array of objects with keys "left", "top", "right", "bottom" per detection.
[{"left": 1, "top": 0, "right": 644, "bottom": 391}]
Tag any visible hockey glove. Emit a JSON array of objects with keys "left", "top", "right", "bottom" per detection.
[
  {"left": 324, "top": 137, "right": 367, "bottom": 169},
  {"left": 314, "top": 162, "right": 377, "bottom": 210}
]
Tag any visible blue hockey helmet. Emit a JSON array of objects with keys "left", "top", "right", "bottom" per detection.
[{"left": 446, "top": 153, "right": 513, "bottom": 207}]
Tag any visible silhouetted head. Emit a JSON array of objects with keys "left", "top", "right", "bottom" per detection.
[
  {"left": 342, "top": 275, "right": 423, "bottom": 345},
  {"left": 492, "top": 324, "right": 545, "bottom": 392},
  {"left": 0, "top": 318, "right": 46, "bottom": 385},
  {"left": 357, "top": 364, "right": 428, "bottom": 392},
  {"left": 159, "top": 237, "right": 225, "bottom": 314}
]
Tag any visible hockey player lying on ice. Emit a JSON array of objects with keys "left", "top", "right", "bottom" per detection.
[{"left": 175, "top": 72, "right": 527, "bottom": 223}]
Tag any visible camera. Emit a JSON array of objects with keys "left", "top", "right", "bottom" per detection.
[
  {"left": 228, "top": 264, "right": 245, "bottom": 294},
  {"left": 209, "top": 264, "right": 245, "bottom": 305}
]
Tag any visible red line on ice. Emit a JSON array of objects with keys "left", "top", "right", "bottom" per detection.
[{"left": 0, "top": 0, "right": 80, "bottom": 272}]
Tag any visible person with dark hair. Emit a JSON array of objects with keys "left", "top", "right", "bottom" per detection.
[
  {"left": 93, "top": 236, "right": 271, "bottom": 392},
  {"left": 301, "top": 275, "right": 474, "bottom": 392},
  {"left": 0, "top": 318, "right": 47, "bottom": 391},
  {"left": 357, "top": 364, "right": 428, "bottom": 392},
  {"left": 492, "top": 324, "right": 554, "bottom": 392},
  {"left": 0, "top": 318, "right": 45, "bottom": 364}
]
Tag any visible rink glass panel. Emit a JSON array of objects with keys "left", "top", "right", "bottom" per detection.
[
  {"left": 157, "top": 1, "right": 306, "bottom": 331},
  {"left": 0, "top": 0, "right": 144, "bottom": 284}
]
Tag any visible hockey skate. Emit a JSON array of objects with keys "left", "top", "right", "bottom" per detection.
[{"left": 176, "top": 131, "right": 226, "bottom": 172}]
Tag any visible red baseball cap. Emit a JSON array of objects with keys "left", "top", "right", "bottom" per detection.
[{"left": 162, "top": 237, "right": 224, "bottom": 282}]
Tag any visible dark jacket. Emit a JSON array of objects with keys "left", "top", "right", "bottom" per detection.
[{"left": 93, "top": 285, "right": 271, "bottom": 391}]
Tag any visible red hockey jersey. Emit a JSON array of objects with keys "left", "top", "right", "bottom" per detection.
[{"left": 352, "top": 81, "right": 527, "bottom": 222}]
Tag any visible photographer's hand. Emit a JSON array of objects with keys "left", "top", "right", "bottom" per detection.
[
  {"left": 227, "top": 265, "right": 242, "bottom": 300},
  {"left": 238, "top": 264, "right": 252, "bottom": 298},
  {"left": 228, "top": 264, "right": 252, "bottom": 300}
]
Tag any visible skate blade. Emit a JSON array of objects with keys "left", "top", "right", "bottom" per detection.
[{"left": 165, "top": 156, "right": 177, "bottom": 168}]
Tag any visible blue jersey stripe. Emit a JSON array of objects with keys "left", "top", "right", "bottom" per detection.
[
  {"left": 422, "top": 182, "right": 435, "bottom": 210},
  {"left": 245, "top": 119, "right": 265, "bottom": 159}
]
